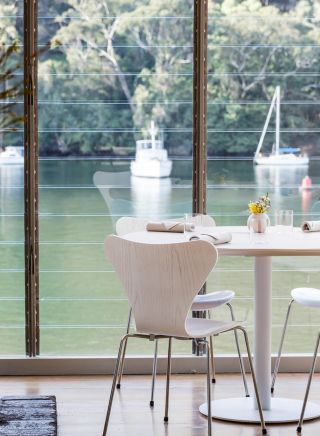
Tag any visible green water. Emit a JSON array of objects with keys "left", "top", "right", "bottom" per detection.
[{"left": 1, "top": 159, "right": 320, "bottom": 356}]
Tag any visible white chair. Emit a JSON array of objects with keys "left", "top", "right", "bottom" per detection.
[
  {"left": 102, "top": 235, "right": 267, "bottom": 435},
  {"left": 271, "top": 287, "right": 320, "bottom": 432},
  {"left": 115, "top": 216, "right": 249, "bottom": 407}
]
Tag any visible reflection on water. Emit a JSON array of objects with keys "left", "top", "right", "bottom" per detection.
[
  {"left": 93, "top": 170, "right": 173, "bottom": 219},
  {"left": 91, "top": 161, "right": 320, "bottom": 226},
  {"left": 0, "top": 164, "right": 24, "bottom": 236},
  {"left": 0, "top": 159, "right": 319, "bottom": 355},
  {"left": 1, "top": 159, "right": 318, "bottom": 228},
  {"left": 131, "top": 175, "right": 172, "bottom": 218},
  {"left": 254, "top": 164, "right": 309, "bottom": 207},
  {"left": 93, "top": 170, "right": 134, "bottom": 218},
  {"left": 93, "top": 169, "right": 191, "bottom": 222},
  {"left": 253, "top": 164, "right": 320, "bottom": 222}
]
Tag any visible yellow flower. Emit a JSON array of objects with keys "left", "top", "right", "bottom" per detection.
[
  {"left": 249, "top": 203, "right": 265, "bottom": 214},
  {"left": 248, "top": 193, "right": 271, "bottom": 214}
]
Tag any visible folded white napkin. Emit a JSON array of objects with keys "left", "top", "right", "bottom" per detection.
[
  {"left": 188, "top": 232, "right": 232, "bottom": 245},
  {"left": 146, "top": 221, "right": 195, "bottom": 233},
  {"left": 301, "top": 221, "right": 320, "bottom": 232}
]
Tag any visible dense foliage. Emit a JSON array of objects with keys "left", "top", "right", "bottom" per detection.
[
  {"left": 2, "top": 0, "right": 320, "bottom": 156},
  {"left": 0, "top": 4, "right": 24, "bottom": 140}
]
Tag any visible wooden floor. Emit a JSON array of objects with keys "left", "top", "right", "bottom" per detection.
[{"left": 1, "top": 373, "right": 320, "bottom": 435}]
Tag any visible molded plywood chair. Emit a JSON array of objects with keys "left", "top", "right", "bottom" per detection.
[
  {"left": 271, "top": 287, "right": 320, "bottom": 432},
  {"left": 115, "top": 216, "right": 249, "bottom": 406},
  {"left": 102, "top": 236, "right": 267, "bottom": 436}
]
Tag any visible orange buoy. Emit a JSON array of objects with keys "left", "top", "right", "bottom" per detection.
[{"left": 301, "top": 175, "right": 312, "bottom": 190}]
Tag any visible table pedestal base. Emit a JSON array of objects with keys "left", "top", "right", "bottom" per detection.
[{"left": 199, "top": 397, "right": 320, "bottom": 424}]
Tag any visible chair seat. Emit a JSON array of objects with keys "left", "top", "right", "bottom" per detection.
[
  {"left": 191, "top": 290, "right": 235, "bottom": 311},
  {"left": 291, "top": 287, "right": 320, "bottom": 308},
  {"left": 185, "top": 318, "right": 243, "bottom": 338},
  {"left": 136, "top": 318, "right": 243, "bottom": 339}
]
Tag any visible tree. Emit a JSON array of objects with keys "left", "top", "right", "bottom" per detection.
[
  {"left": 38, "top": 0, "right": 144, "bottom": 155},
  {"left": 38, "top": 0, "right": 194, "bottom": 155},
  {"left": 118, "top": 0, "right": 194, "bottom": 154},
  {"left": 37, "top": 0, "right": 320, "bottom": 156},
  {"left": 0, "top": 2, "right": 24, "bottom": 137},
  {"left": 206, "top": 0, "right": 320, "bottom": 155}
]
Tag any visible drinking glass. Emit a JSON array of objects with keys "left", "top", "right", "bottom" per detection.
[
  {"left": 274, "top": 210, "right": 293, "bottom": 233},
  {"left": 184, "top": 213, "right": 202, "bottom": 239}
]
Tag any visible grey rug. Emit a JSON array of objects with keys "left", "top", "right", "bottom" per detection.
[{"left": 0, "top": 396, "right": 57, "bottom": 436}]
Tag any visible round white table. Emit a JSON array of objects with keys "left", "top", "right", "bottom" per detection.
[{"left": 125, "top": 226, "right": 320, "bottom": 424}]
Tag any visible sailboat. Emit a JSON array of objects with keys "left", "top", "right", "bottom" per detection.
[{"left": 254, "top": 86, "right": 309, "bottom": 166}]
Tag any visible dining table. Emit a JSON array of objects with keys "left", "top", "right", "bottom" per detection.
[{"left": 124, "top": 225, "right": 320, "bottom": 424}]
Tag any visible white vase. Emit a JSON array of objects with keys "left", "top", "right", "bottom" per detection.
[{"left": 247, "top": 213, "right": 270, "bottom": 234}]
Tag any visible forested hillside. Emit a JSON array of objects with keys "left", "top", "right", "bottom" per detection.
[{"left": 2, "top": 0, "right": 320, "bottom": 157}]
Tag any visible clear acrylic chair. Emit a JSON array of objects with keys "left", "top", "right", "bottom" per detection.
[
  {"left": 115, "top": 216, "right": 249, "bottom": 407},
  {"left": 271, "top": 287, "right": 320, "bottom": 432},
  {"left": 102, "top": 235, "right": 267, "bottom": 435}
]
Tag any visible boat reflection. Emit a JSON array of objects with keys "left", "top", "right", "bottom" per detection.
[
  {"left": 131, "top": 175, "right": 172, "bottom": 218},
  {"left": 93, "top": 170, "right": 174, "bottom": 225},
  {"left": 254, "top": 164, "right": 310, "bottom": 217},
  {"left": 0, "top": 163, "right": 24, "bottom": 234}
]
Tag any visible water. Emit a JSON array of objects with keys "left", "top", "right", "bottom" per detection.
[{"left": 1, "top": 159, "right": 320, "bottom": 356}]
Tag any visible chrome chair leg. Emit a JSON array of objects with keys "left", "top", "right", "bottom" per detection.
[
  {"left": 196, "top": 339, "right": 212, "bottom": 436},
  {"left": 164, "top": 337, "right": 172, "bottom": 422},
  {"left": 297, "top": 332, "right": 320, "bottom": 433},
  {"left": 203, "top": 339, "right": 212, "bottom": 436},
  {"left": 207, "top": 311, "right": 216, "bottom": 383},
  {"left": 238, "top": 327, "right": 267, "bottom": 435},
  {"left": 116, "top": 308, "right": 132, "bottom": 389},
  {"left": 103, "top": 334, "right": 129, "bottom": 436},
  {"left": 209, "top": 335, "right": 216, "bottom": 383},
  {"left": 271, "top": 299, "right": 294, "bottom": 394},
  {"left": 226, "top": 303, "right": 250, "bottom": 397},
  {"left": 150, "top": 339, "right": 158, "bottom": 407}
]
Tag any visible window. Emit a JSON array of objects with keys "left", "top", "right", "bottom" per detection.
[
  {"left": 0, "top": 0, "right": 25, "bottom": 355},
  {"left": 38, "top": 0, "right": 193, "bottom": 356},
  {"left": 3, "top": 0, "right": 319, "bottom": 361},
  {"left": 206, "top": 0, "right": 320, "bottom": 354}
]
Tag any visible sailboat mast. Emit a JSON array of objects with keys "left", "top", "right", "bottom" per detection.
[
  {"left": 255, "top": 87, "right": 278, "bottom": 159},
  {"left": 275, "top": 86, "right": 280, "bottom": 156}
]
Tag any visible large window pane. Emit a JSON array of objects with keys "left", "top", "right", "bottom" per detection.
[
  {"left": 38, "top": 1, "right": 193, "bottom": 356},
  {"left": 0, "top": 1, "right": 25, "bottom": 355},
  {"left": 207, "top": 0, "right": 320, "bottom": 354}
]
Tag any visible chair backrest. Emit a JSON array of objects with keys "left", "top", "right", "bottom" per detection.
[
  {"left": 105, "top": 235, "right": 218, "bottom": 337},
  {"left": 93, "top": 171, "right": 134, "bottom": 219},
  {"left": 116, "top": 217, "right": 149, "bottom": 236},
  {"left": 116, "top": 214, "right": 216, "bottom": 236},
  {"left": 189, "top": 214, "right": 216, "bottom": 227}
]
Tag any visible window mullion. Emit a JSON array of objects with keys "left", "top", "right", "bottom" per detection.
[
  {"left": 24, "top": 0, "right": 39, "bottom": 357},
  {"left": 193, "top": 0, "right": 208, "bottom": 215},
  {"left": 192, "top": 0, "right": 208, "bottom": 356}
]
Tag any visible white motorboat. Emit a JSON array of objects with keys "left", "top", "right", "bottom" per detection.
[
  {"left": 254, "top": 86, "right": 309, "bottom": 166},
  {"left": 0, "top": 146, "right": 24, "bottom": 164},
  {"left": 131, "top": 122, "right": 172, "bottom": 178}
]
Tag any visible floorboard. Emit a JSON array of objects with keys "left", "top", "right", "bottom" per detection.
[{"left": 0, "top": 373, "right": 319, "bottom": 435}]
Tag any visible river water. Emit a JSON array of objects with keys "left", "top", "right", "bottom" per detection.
[{"left": 0, "top": 158, "right": 319, "bottom": 355}]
